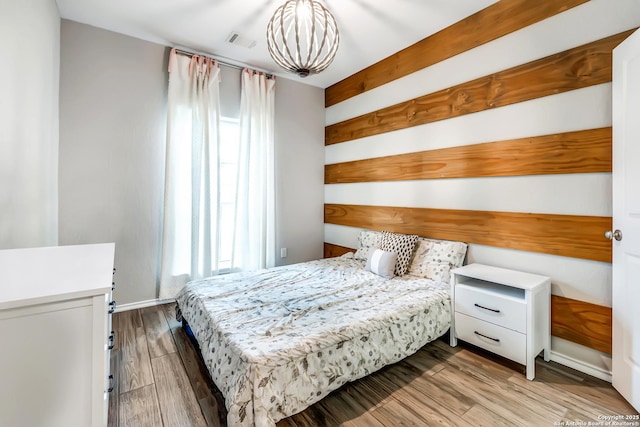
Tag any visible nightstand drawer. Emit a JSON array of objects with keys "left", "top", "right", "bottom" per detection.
[
  {"left": 455, "top": 312, "right": 526, "bottom": 364},
  {"left": 455, "top": 283, "right": 526, "bottom": 333}
]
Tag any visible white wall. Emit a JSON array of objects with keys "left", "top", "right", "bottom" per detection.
[
  {"left": 59, "top": 20, "right": 325, "bottom": 305},
  {"left": 324, "top": 0, "right": 640, "bottom": 378},
  {"left": 0, "top": 0, "right": 60, "bottom": 249},
  {"left": 275, "top": 77, "right": 326, "bottom": 266},
  {"left": 59, "top": 21, "right": 168, "bottom": 305}
]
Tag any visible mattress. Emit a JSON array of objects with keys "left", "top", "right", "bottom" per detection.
[{"left": 175, "top": 253, "right": 452, "bottom": 427}]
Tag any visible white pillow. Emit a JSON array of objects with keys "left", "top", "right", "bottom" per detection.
[
  {"left": 365, "top": 248, "right": 397, "bottom": 279},
  {"left": 354, "top": 230, "right": 384, "bottom": 260},
  {"left": 407, "top": 238, "right": 467, "bottom": 283}
]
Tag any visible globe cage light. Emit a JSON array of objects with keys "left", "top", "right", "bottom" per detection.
[{"left": 266, "top": 0, "right": 339, "bottom": 77}]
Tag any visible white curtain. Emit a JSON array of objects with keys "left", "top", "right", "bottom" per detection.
[
  {"left": 159, "top": 49, "right": 222, "bottom": 299},
  {"left": 232, "top": 69, "right": 276, "bottom": 271}
]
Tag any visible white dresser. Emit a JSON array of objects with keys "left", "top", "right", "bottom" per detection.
[
  {"left": 0, "top": 243, "right": 116, "bottom": 427},
  {"left": 449, "top": 263, "right": 550, "bottom": 380}
]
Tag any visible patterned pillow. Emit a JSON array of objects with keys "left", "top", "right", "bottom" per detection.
[
  {"left": 407, "top": 238, "right": 467, "bottom": 283},
  {"left": 365, "top": 248, "right": 397, "bottom": 279},
  {"left": 353, "top": 230, "right": 384, "bottom": 260},
  {"left": 380, "top": 231, "right": 418, "bottom": 276}
]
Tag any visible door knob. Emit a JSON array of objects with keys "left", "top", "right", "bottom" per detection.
[{"left": 605, "top": 230, "right": 623, "bottom": 241}]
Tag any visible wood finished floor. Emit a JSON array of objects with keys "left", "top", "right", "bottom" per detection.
[{"left": 109, "top": 304, "right": 637, "bottom": 427}]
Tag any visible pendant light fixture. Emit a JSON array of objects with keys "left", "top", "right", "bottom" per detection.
[{"left": 266, "top": 0, "right": 339, "bottom": 77}]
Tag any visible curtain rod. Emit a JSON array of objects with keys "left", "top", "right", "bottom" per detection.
[{"left": 173, "top": 48, "right": 274, "bottom": 77}]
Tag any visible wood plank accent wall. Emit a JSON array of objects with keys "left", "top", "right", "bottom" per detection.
[
  {"left": 324, "top": 204, "right": 612, "bottom": 263},
  {"left": 324, "top": 2, "right": 628, "bottom": 362},
  {"left": 551, "top": 295, "right": 612, "bottom": 354},
  {"left": 325, "top": 128, "right": 611, "bottom": 184},
  {"left": 325, "top": 0, "right": 590, "bottom": 107},
  {"left": 322, "top": 243, "right": 613, "bottom": 354},
  {"left": 325, "top": 31, "right": 633, "bottom": 146}
]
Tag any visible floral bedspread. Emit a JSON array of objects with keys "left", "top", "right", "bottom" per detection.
[{"left": 175, "top": 254, "right": 452, "bottom": 427}]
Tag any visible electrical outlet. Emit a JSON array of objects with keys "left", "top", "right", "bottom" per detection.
[{"left": 280, "top": 247, "right": 287, "bottom": 258}]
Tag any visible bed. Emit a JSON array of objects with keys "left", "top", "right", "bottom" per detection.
[{"left": 175, "top": 231, "right": 467, "bottom": 426}]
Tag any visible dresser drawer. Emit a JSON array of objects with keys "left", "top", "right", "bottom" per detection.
[
  {"left": 454, "top": 312, "right": 526, "bottom": 364},
  {"left": 455, "top": 283, "right": 526, "bottom": 333}
]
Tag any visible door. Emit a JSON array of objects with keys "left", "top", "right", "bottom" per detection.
[{"left": 612, "top": 28, "right": 640, "bottom": 411}]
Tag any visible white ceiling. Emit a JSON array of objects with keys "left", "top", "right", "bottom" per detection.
[{"left": 56, "top": 0, "right": 497, "bottom": 88}]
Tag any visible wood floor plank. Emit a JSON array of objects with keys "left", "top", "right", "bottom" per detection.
[
  {"left": 108, "top": 348, "right": 120, "bottom": 427},
  {"left": 151, "top": 352, "right": 207, "bottom": 427},
  {"left": 388, "top": 361, "right": 476, "bottom": 416},
  {"left": 115, "top": 308, "right": 144, "bottom": 332},
  {"left": 508, "top": 365, "right": 618, "bottom": 420},
  {"left": 374, "top": 368, "right": 468, "bottom": 426},
  {"left": 162, "top": 302, "right": 182, "bottom": 331},
  {"left": 435, "top": 366, "right": 565, "bottom": 426},
  {"left": 461, "top": 404, "right": 514, "bottom": 427},
  {"left": 198, "top": 395, "right": 225, "bottom": 427},
  {"left": 278, "top": 404, "right": 342, "bottom": 427},
  {"left": 534, "top": 360, "right": 636, "bottom": 414},
  {"left": 141, "top": 305, "right": 177, "bottom": 358},
  {"left": 316, "top": 384, "right": 386, "bottom": 427},
  {"left": 172, "top": 326, "right": 226, "bottom": 420},
  {"left": 402, "top": 346, "right": 447, "bottom": 376},
  {"left": 119, "top": 326, "right": 154, "bottom": 393},
  {"left": 119, "top": 384, "right": 163, "bottom": 427}
]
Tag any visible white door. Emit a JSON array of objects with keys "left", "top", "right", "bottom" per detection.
[{"left": 612, "top": 28, "right": 640, "bottom": 411}]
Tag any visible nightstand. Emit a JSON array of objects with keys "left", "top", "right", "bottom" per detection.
[{"left": 449, "top": 263, "right": 551, "bottom": 380}]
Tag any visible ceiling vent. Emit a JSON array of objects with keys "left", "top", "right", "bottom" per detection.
[{"left": 226, "top": 32, "right": 256, "bottom": 49}]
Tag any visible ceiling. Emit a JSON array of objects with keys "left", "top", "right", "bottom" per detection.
[{"left": 56, "top": 0, "right": 497, "bottom": 88}]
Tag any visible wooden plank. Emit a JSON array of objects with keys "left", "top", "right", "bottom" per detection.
[
  {"left": 551, "top": 295, "right": 612, "bottom": 354},
  {"left": 324, "top": 204, "right": 612, "bottom": 262},
  {"left": 317, "top": 384, "right": 387, "bottom": 426},
  {"left": 118, "top": 325, "right": 154, "bottom": 393},
  {"left": 508, "top": 365, "right": 617, "bottom": 420},
  {"left": 325, "top": 128, "right": 612, "bottom": 184},
  {"left": 435, "top": 367, "right": 563, "bottom": 425},
  {"left": 141, "top": 305, "right": 177, "bottom": 358},
  {"left": 114, "top": 308, "right": 143, "bottom": 332},
  {"left": 108, "top": 348, "right": 120, "bottom": 427},
  {"left": 461, "top": 405, "right": 514, "bottom": 427},
  {"left": 325, "top": 0, "right": 590, "bottom": 107},
  {"left": 323, "top": 242, "right": 355, "bottom": 258},
  {"left": 325, "top": 31, "right": 633, "bottom": 146},
  {"left": 151, "top": 352, "right": 208, "bottom": 427},
  {"left": 119, "top": 384, "right": 163, "bottom": 427},
  {"left": 534, "top": 359, "right": 632, "bottom": 414},
  {"left": 172, "top": 326, "right": 226, "bottom": 424}
]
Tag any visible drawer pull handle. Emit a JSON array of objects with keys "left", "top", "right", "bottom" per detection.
[
  {"left": 474, "top": 303, "right": 500, "bottom": 313},
  {"left": 107, "top": 374, "right": 115, "bottom": 393},
  {"left": 474, "top": 331, "right": 500, "bottom": 342},
  {"left": 108, "top": 300, "right": 117, "bottom": 314},
  {"left": 108, "top": 331, "right": 115, "bottom": 350}
]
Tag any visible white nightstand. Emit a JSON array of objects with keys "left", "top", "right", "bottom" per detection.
[{"left": 449, "top": 263, "right": 551, "bottom": 380}]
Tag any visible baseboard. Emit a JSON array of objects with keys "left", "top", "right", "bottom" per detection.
[
  {"left": 113, "top": 298, "right": 175, "bottom": 313},
  {"left": 549, "top": 350, "right": 612, "bottom": 383}
]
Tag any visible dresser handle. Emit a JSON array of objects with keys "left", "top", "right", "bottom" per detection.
[
  {"left": 474, "top": 331, "right": 500, "bottom": 342},
  {"left": 108, "top": 300, "right": 117, "bottom": 314},
  {"left": 108, "top": 331, "right": 115, "bottom": 350},
  {"left": 112, "top": 281, "right": 116, "bottom": 291},
  {"left": 107, "top": 374, "right": 114, "bottom": 393},
  {"left": 474, "top": 303, "right": 500, "bottom": 313}
]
